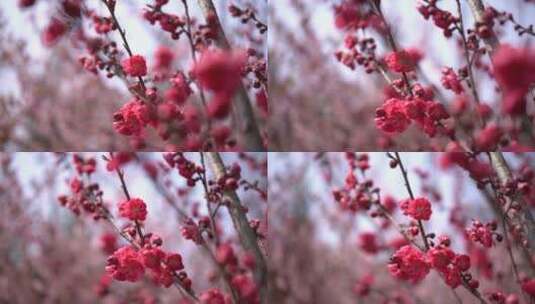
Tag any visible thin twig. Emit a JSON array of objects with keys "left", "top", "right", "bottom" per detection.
[
  {"left": 101, "top": 0, "right": 146, "bottom": 91},
  {"left": 367, "top": 0, "right": 413, "bottom": 97},
  {"left": 392, "top": 152, "right": 431, "bottom": 251}
]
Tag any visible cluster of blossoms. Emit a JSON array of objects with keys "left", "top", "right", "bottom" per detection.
[
  {"left": 332, "top": 0, "right": 535, "bottom": 149},
  {"left": 353, "top": 274, "right": 374, "bottom": 297},
  {"left": 106, "top": 152, "right": 134, "bottom": 172},
  {"left": 358, "top": 232, "right": 382, "bottom": 254},
  {"left": 57, "top": 154, "right": 194, "bottom": 290},
  {"left": 142, "top": 0, "right": 190, "bottom": 40},
  {"left": 57, "top": 155, "right": 107, "bottom": 219},
  {"left": 388, "top": 245, "right": 431, "bottom": 283},
  {"left": 389, "top": 238, "right": 476, "bottom": 289},
  {"left": 384, "top": 50, "right": 420, "bottom": 74},
  {"left": 333, "top": 0, "right": 380, "bottom": 31},
  {"left": 164, "top": 152, "right": 204, "bottom": 186},
  {"left": 199, "top": 288, "right": 231, "bottom": 304},
  {"left": 375, "top": 94, "right": 450, "bottom": 136},
  {"left": 73, "top": 154, "right": 97, "bottom": 175},
  {"left": 375, "top": 50, "right": 451, "bottom": 136},
  {"left": 100, "top": 233, "right": 118, "bottom": 255},
  {"left": 119, "top": 198, "right": 148, "bottom": 222},
  {"left": 400, "top": 197, "right": 432, "bottom": 221},
  {"left": 36, "top": 0, "right": 83, "bottom": 46},
  {"left": 492, "top": 45, "right": 535, "bottom": 116},
  {"left": 106, "top": 239, "right": 188, "bottom": 288},
  {"left": 465, "top": 220, "right": 502, "bottom": 248},
  {"left": 211, "top": 162, "right": 242, "bottom": 193},
  {"left": 213, "top": 243, "right": 259, "bottom": 303},
  {"left": 228, "top": 4, "right": 268, "bottom": 34},
  {"left": 193, "top": 49, "right": 248, "bottom": 119},
  {"left": 426, "top": 244, "right": 472, "bottom": 288},
  {"left": 332, "top": 153, "right": 374, "bottom": 212},
  {"left": 417, "top": 1, "right": 459, "bottom": 37},
  {"left": 121, "top": 55, "right": 148, "bottom": 77},
  {"left": 333, "top": 0, "right": 387, "bottom": 73},
  {"left": 441, "top": 67, "right": 464, "bottom": 95},
  {"left": 52, "top": 153, "right": 267, "bottom": 302},
  {"left": 180, "top": 217, "right": 207, "bottom": 245},
  {"left": 439, "top": 148, "right": 493, "bottom": 183}
]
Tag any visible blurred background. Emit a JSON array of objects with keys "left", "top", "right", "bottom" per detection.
[
  {"left": 268, "top": 152, "right": 535, "bottom": 303},
  {"left": 0, "top": 152, "right": 267, "bottom": 303},
  {"left": 268, "top": 0, "right": 535, "bottom": 150}
]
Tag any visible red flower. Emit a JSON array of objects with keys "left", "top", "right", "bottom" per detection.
[
  {"left": 154, "top": 46, "right": 174, "bottom": 70},
  {"left": 231, "top": 274, "right": 259, "bottom": 302},
  {"left": 388, "top": 245, "right": 430, "bottom": 283},
  {"left": 19, "top": 0, "right": 36, "bottom": 8},
  {"left": 70, "top": 177, "right": 83, "bottom": 194},
  {"left": 475, "top": 123, "right": 502, "bottom": 150},
  {"left": 444, "top": 266, "right": 462, "bottom": 288},
  {"left": 200, "top": 289, "right": 229, "bottom": 304},
  {"left": 100, "top": 233, "right": 117, "bottom": 255},
  {"left": 334, "top": 1, "right": 361, "bottom": 30},
  {"left": 216, "top": 243, "right": 238, "bottom": 267},
  {"left": 522, "top": 278, "right": 535, "bottom": 297},
  {"left": 105, "top": 246, "right": 145, "bottom": 282},
  {"left": 385, "top": 50, "right": 416, "bottom": 73},
  {"left": 400, "top": 197, "right": 432, "bottom": 221},
  {"left": 493, "top": 45, "right": 535, "bottom": 115},
  {"left": 466, "top": 220, "right": 495, "bottom": 248},
  {"left": 165, "top": 253, "right": 184, "bottom": 271},
  {"left": 141, "top": 247, "right": 165, "bottom": 270},
  {"left": 441, "top": 67, "right": 464, "bottom": 94},
  {"left": 164, "top": 74, "right": 192, "bottom": 105},
  {"left": 375, "top": 98, "right": 411, "bottom": 133},
  {"left": 208, "top": 93, "right": 233, "bottom": 119},
  {"left": 211, "top": 125, "right": 231, "bottom": 147},
  {"left": 113, "top": 99, "right": 151, "bottom": 136},
  {"left": 192, "top": 48, "right": 247, "bottom": 94},
  {"left": 122, "top": 55, "right": 148, "bottom": 77},
  {"left": 359, "top": 232, "right": 380, "bottom": 254},
  {"left": 427, "top": 247, "right": 455, "bottom": 271},
  {"left": 118, "top": 198, "right": 148, "bottom": 221},
  {"left": 42, "top": 18, "right": 67, "bottom": 47},
  {"left": 353, "top": 274, "right": 374, "bottom": 297},
  {"left": 181, "top": 219, "right": 204, "bottom": 244},
  {"left": 453, "top": 254, "right": 471, "bottom": 272}
]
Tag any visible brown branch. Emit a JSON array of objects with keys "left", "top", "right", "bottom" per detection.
[
  {"left": 465, "top": 0, "right": 500, "bottom": 53},
  {"left": 465, "top": 0, "right": 535, "bottom": 142},
  {"left": 488, "top": 152, "right": 535, "bottom": 254},
  {"left": 180, "top": 0, "right": 209, "bottom": 112},
  {"left": 196, "top": 0, "right": 264, "bottom": 151},
  {"left": 455, "top": 0, "right": 483, "bottom": 111},
  {"left": 205, "top": 152, "right": 268, "bottom": 303}
]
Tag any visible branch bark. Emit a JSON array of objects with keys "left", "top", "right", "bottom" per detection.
[
  {"left": 206, "top": 152, "right": 268, "bottom": 303},
  {"left": 488, "top": 152, "right": 535, "bottom": 253},
  {"left": 465, "top": 0, "right": 500, "bottom": 53},
  {"left": 196, "top": 0, "right": 265, "bottom": 151}
]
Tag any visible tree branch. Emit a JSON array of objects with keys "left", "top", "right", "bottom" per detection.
[
  {"left": 205, "top": 152, "right": 268, "bottom": 303},
  {"left": 196, "top": 0, "right": 264, "bottom": 151}
]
